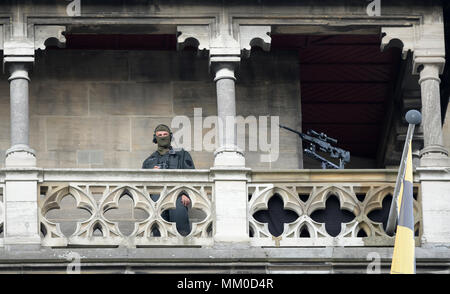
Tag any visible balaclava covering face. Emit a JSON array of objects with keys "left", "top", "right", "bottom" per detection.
[{"left": 154, "top": 124, "right": 171, "bottom": 155}]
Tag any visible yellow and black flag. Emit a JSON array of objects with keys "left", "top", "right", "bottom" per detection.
[{"left": 390, "top": 137, "right": 416, "bottom": 274}]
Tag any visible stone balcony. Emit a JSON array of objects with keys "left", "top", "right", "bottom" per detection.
[
  {"left": 1, "top": 167, "right": 450, "bottom": 274},
  {"left": 0, "top": 168, "right": 421, "bottom": 249}
]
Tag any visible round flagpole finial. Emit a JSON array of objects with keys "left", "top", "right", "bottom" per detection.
[{"left": 405, "top": 110, "right": 422, "bottom": 125}]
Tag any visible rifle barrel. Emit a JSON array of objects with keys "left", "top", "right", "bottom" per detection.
[
  {"left": 279, "top": 125, "right": 304, "bottom": 137},
  {"left": 280, "top": 124, "right": 351, "bottom": 168}
]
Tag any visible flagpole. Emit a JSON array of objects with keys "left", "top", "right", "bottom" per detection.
[{"left": 386, "top": 110, "right": 422, "bottom": 235}]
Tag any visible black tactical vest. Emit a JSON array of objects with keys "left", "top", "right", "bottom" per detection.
[{"left": 142, "top": 148, "right": 195, "bottom": 170}]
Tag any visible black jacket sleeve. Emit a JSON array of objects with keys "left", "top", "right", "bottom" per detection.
[
  {"left": 142, "top": 158, "right": 150, "bottom": 169},
  {"left": 180, "top": 150, "right": 195, "bottom": 169},
  {"left": 178, "top": 150, "right": 195, "bottom": 199}
]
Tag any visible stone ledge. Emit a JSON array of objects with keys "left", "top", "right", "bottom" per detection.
[
  {"left": 0, "top": 246, "right": 449, "bottom": 262},
  {"left": 0, "top": 246, "right": 448, "bottom": 273}
]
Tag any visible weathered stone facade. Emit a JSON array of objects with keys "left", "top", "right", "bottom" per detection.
[
  {"left": 0, "top": 0, "right": 449, "bottom": 274},
  {"left": 443, "top": 104, "right": 450, "bottom": 150},
  {"left": 0, "top": 49, "right": 302, "bottom": 169}
]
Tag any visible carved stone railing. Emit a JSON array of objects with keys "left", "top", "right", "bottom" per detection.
[
  {"left": 0, "top": 168, "right": 424, "bottom": 249},
  {"left": 248, "top": 170, "right": 422, "bottom": 247},
  {"left": 38, "top": 169, "right": 213, "bottom": 248}
]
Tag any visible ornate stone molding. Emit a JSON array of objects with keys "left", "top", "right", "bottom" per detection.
[
  {"left": 239, "top": 25, "right": 271, "bottom": 57},
  {"left": 176, "top": 24, "right": 272, "bottom": 64},
  {"left": 381, "top": 23, "right": 446, "bottom": 74},
  {"left": 2, "top": 25, "right": 67, "bottom": 71},
  {"left": 177, "top": 25, "right": 211, "bottom": 51},
  {"left": 381, "top": 26, "right": 417, "bottom": 60},
  {"left": 34, "top": 25, "right": 66, "bottom": 51}
]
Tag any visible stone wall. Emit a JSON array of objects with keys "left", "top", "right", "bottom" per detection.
[
  {"left": 443, "top": 101, "right": 450, "bottom": 152},
  {"left": 0, "top": 48, "right": 302, "bottom": 169}
]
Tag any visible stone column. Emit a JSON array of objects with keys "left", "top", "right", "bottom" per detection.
[
  {"left": 2, "top": 63, "right": 40, "bottom": 249},
  {"left": 209, "top": 30, "right": 245, "bottom": 167},
  {"left": 417, "top": 62, "right": 449, "bottom": 166},
  {"left": 208, "top": 31, "right": 249, "bottom": 245},
  {"left": 414, "top": 59, "right": 450, "bottom": 248},
  {"left": 3, "top": 40, "right": 40, "bottom": 249},
  {"left": 212, "top": 62, "right": 245, "bottom": 167},
  {"left": 5, "top": 62, "right": 36, "bottom": 167},
  {"left": 415, "top": 61, "right": 450, "bottom": 247},
  {"left": 381, "top": 19, "right": 449, "bottom": 250},
  {"left": 1, "top": 26, "right": 65, "bottom": 249}
]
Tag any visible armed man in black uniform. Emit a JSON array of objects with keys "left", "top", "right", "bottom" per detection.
[{"left": 142, "top": 124, "right": 195, "bottom": 236}]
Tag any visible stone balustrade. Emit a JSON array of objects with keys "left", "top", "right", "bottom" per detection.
[
  {"left": 36, "top": 169, "right": 214, "bottom": 248},
  {"left": 248, "top": 170, "right": 421, "bottom": 247},
  {"left": 0, "top": 168, "right": 422, "bottom": 249}
]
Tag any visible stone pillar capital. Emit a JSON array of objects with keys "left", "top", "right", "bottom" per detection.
[
  {"left": 416, "top": 63, "right": 444, "bottom": 90},
  {"left": 414, "top": 56, "right": 446, "bottom": 78},
  {"left": 2, "top": 39, "right": 35, "bottom": 73},
  {"left": 6, "top": 62, "right": 31, "bottom": 82},
  {"left": 212, "top": 63, "right": 237, "bottom": 81},
  {"left": 2, "top": 25, "right": 66, "bottom": 73},
  {"left": 209, "top": 32, "right": 241, "bottom": 67}
]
